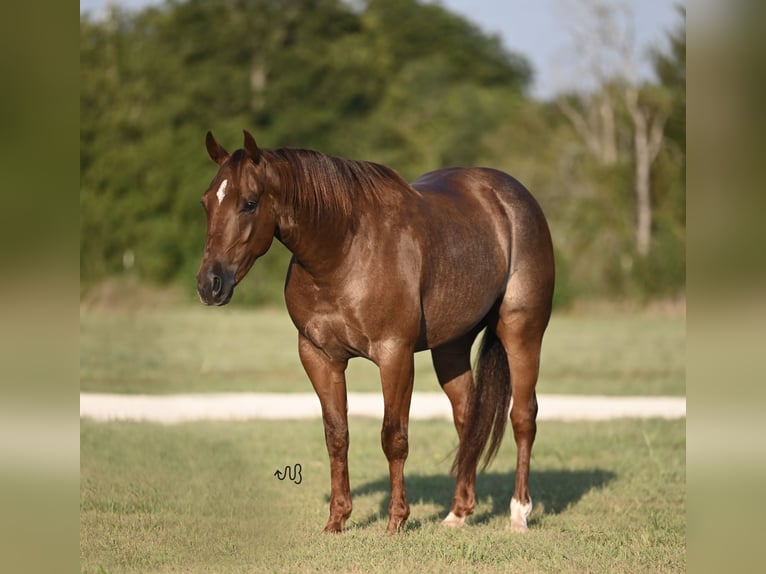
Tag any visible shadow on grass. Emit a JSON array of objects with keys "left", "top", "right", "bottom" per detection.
[{"left": 339, "top": 468, "right": 616, "bottom": 530}]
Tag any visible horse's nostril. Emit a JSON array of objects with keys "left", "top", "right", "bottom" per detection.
[{"left": 212, "top": 275, "right": 222, "bottom": 296}]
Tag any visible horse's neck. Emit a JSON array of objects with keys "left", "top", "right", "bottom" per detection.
[
  {"left": 267, "top": 148, "right": 411, "bottom": 277},
  {"left": 278, "top": 225, "right": 348, "bottom": 277},
  {"left": 273, "top": 193, "right": 351, "bottom": 278}
]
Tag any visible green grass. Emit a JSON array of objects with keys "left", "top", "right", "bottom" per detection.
[
  {"left": 80, "top": 417, "right": 685, "bottom": 573},
  {"left": 80, "top": 305, "right": 685, "bottom": 396},
  {"left": 539, "top": 312, "right": 685, "bottom": 396}
]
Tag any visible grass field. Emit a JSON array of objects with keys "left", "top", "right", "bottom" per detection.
[
  {"left": 80, "top": 417, "right": 685, "bottom": 573},
  {"left": 80, "top": 305, "right": 685, "bottom": 396}
]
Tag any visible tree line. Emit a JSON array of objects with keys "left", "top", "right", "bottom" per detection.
[{"left": 80, "top": 0, "right": 685, "bottom": 307}]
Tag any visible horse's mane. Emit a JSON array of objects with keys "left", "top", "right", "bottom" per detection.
[{"left": 263, "top": 148, "right": 418, "bottom": 227}]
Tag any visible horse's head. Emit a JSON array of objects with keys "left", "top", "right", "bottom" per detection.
[{"left": 197, "top": 130, "right": 277, "bottom": 305}]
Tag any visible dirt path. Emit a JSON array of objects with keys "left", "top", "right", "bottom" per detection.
[{"left": 80, "top": 392, "right": 685, "bottom": 424}]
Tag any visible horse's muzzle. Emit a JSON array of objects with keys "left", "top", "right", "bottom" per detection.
[{"left": 197, "top": 262, "right": 236, "bottom": 306}]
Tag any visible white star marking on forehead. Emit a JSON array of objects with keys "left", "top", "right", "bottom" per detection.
[{"left": 216, "top": 179, "right": 228, "bottom": 205}]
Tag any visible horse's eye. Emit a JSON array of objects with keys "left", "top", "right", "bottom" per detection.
[{"left": 243, "top": 200, "right": 258, "bottom": 213}]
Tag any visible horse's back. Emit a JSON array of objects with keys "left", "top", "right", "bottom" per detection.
[
  {"left": 412, "top": 167, "right": 553, "bottom": 262},
  {"left": 413, "top": 167, "right": 544, "bottom": 221}
]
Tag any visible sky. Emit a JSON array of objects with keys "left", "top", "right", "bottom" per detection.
[{"left": 80, "top": 0, "right": 682, "bottom": 100}]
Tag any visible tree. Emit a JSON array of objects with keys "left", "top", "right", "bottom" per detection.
[
  {"left": 651, "top": 5, "right": 686, "bottom": 174},
  {"left": 554, "top": 0, "right": 673, "bottom": 256},
  {"left": 80, "top": 0, "right": 533, "bottom": 302},
  {"left": 624, "top": 83, "right": 670, "bottom": 256}
]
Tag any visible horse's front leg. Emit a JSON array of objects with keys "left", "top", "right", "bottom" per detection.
[
  {"left": 298, "top": 334, "right": 351, "bottom": 533},
  {"left": 377, "top": 345, "right": 416, "bottom": 533}
]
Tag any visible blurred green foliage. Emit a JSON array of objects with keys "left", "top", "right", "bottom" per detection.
[{"left": 80, "top": 0, "right": 685, "bottom": 306}]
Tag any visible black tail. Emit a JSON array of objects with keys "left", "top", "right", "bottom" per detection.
[{"left": 451, "top": 328, "right": 511, "bottom": 475}]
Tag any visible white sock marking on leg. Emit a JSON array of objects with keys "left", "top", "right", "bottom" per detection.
[{"left": 510, "top": 496, "right": 532, "bottom": 531}]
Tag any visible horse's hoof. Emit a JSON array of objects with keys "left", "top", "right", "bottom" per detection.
[
  {"left": 441, "top": 511, "right": 466, "bottom": 528},
  {"left": 510, "top": 496, "right": 532, "bottom": 533},
  {"left": 510, "top": 520, "right": 529, "bottom": 533},
  {"left": 385, "top": 518, "right": 407, "bottom": 534}
]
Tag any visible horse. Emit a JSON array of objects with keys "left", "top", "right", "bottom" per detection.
[{"left": 197, "top": 130, "right": 555, "bottom": 534}]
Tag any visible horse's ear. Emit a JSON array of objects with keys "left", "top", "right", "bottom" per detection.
[
  {"left": 243, "top": 130, "right": 262, "bottom": 163},
  {"left": 206, "top": 131, "right": 229, "bottom": 165}
]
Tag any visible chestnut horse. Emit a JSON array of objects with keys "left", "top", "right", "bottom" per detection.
[{"left": 197, "top": 131, "right": 555, "bottom": 534}]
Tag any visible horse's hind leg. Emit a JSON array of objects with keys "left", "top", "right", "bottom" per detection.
[
  {"left": 431, "top": 335, "right": 477, "bottom": 527},
  {"left": 495, "top": 289, "right": 552, "bottom": 532}
]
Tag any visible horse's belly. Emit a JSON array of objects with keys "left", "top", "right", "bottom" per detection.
[{"left": 418, "top": 275, "right": 503, "bottom": 350}]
